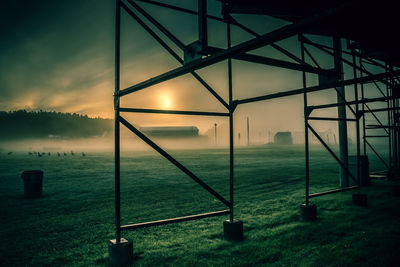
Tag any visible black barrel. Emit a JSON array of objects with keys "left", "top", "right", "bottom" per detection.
[{"left": 21, "top": 170, "right": 43, "bottom": 198}]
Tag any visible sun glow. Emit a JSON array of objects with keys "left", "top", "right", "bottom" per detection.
[
  {"left": 26, "top": 99, "right": 35, "bottom": 109},
  {"left": 160, "top": 94, "right": 172, "bottom": 109},
  {"left": 163, "top": 98, "right": 171, "bottom": 108}
]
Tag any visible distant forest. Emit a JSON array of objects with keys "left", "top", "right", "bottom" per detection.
[{"left": 0, "top": 110, "right": 112, "bottom": 140}]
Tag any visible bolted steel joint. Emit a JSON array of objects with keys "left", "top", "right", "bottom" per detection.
[{"left": 114, "top": 95, "right": 120, "bottom": 110}]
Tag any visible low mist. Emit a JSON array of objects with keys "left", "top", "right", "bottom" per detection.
[{"left": 0, "top": 135, "right": 220, "bottom": 155}]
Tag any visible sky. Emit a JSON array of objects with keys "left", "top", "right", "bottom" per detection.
[
  {"left": 0, "top": 0, "right": 388, "bottom": 139},
  {"left": 0, "top": 0, "right": 115, "bottom": 117}
]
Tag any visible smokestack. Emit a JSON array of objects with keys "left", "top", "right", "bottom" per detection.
[
  {"left": 247, "top": 117, "right": 250, "bottom": 146},
  {"left": 214, "top": 123, "right": 217, "bottom": 145}
]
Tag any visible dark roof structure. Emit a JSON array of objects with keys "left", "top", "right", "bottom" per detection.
[{"left": 221, "top": 0, "right": 400, "bottom": 66}]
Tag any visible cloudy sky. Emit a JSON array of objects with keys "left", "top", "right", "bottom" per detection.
[
  {"left": 1, "top": 0, "right": 386, "bottom": 138},
  {"left": 1, "top": 0, "right": 115, "bottom": 117}
]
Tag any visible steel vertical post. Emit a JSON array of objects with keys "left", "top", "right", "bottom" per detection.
[
  {"left": 397, "top": 97, "right": 400, "bottom": 172},
  {"left": 392, "top": 65, "right": 400, "bottom": 171},
  {"left": 247, "top": 117, "right": 249, "bottom": 146},
  {"left": 390, "top": 65, "right": 394, "bottom": 170},
  {"left": 333, "top": 37, "right": 349, "bottom": 188},
  {"left": 228, "top": 20, "right": 234, "bottom": 223},
  {"left": 360, "top": 58, "right": 367, "bottom": 155},
  {"left": 352, "top": 52, "right": 361, "bottom": 193},
  {"left": 389, "top": 65, "right": 396, "bottom": 171},
  {"left": 198, "top": 0, "right": 207, "bottom": 52},
  {"left": 114, "top": 0, "right": 121, "bottom": 243},
  {"left": 300, "top": 35, "right": 309, "bottom": 205},
  {"left": 386, "top": 65, "right": 392, "bottom": 170},
  {"left": 214, "top": 123, "right": 217, "bottom": 145},
  {"left": 394, "top": 66, "right": 399, "bottom": 171},
  {"left": 397, "top": 100, "right": 400, "bottom": 172}
]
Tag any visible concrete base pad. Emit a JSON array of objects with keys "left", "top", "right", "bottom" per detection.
[
  {"left": 300, "top": 204, "right": 317, "bottom": 221},
  {"left": 108, "top": 238, "right": 133, "bottom": 266},
  {"left": 352, "top": 193, "right": 368, "bottom": 206},
  {"left": 388, "top": 168, "right": 400, "bottom": 180},
  {"left": 223, "top": 219, "right": 243, "bottom": 241},
  {"left": 392, "top": 185, "right": 400, "bottom": 196}
]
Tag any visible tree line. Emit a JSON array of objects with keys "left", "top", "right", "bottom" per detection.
[{"left": 0, "top": 110, "right": 113, "bottom": 140}]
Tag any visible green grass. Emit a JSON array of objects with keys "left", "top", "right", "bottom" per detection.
[{"left": 0, "top": 145, "right": 399, "bottom": 266}]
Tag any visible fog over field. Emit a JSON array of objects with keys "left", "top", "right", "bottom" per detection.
[{"left": 0, "top": 135, "right": 217, "bottom": 154}]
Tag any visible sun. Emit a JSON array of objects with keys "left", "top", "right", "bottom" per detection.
[
  {"left": 163, "top": 97, "right": 171, "bottom": 109},
  {"left": 27, "top": 99, "right": 35, "bottom": 109},
  {"left": 160, "top": 94, "right": 172, "bottom": 109}
]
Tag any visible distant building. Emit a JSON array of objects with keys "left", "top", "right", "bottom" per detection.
[
  {"left": 274, "top": 132, "right": 293, "bottom": 145},
  {"left": 140, "top": 126, "right": 199, "bottom": 138}
]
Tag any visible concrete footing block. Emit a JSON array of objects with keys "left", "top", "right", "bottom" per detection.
[
  {"left": 391, "top": 185, "right": 400, "bottom": 197},
  {"left": 223, "top": 219, "right": 243, "bottom": 241},
  {"left": 108, "top": 238, "right": 133, "bottom": 266},
  {"left": 352, "top": 193, "right": 368, "bottom": 206},
  {"left": 300, "top": 204, "right": 317, "bottom": 221},
  {"left": 388, "top": 167, "right": 400, "bottom": 180}
]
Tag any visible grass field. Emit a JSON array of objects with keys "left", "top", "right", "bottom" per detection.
[{"left": 1, "top": 145, "right": 399, "bottom": 266}]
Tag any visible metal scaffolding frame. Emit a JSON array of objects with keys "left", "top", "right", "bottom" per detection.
[
  {"left": 113, "top": 0, "right": 400, "bottom": 243},
  {"left": 301, "top": 35, "right": 362, "bottom": 201}
]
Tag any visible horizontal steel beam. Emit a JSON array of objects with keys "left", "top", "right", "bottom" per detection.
[
  {"left": 119, "top": 116, "right": 231, "bottom": 207},
  {"left": 235, "top": 70, "right": 400, "bottom": 105},
  {"left": 309, "top": 186, "right": 359, "bottom": 198},
  {"left": 120, "top": 209, "right": 230, "bottom": 231},
  {"left": 135, "top": 0, "right": 225, "bottom": 22},
  {"left": 205, "top": 46, "right": 335, "bottom": 76},
  {"left": 369, "top": 170, "right": 387, "bottom": 179},
  {"left": 309, "top": 96, "right": 393, "bottom": 111},
  {"left": 366, "top": 125, "right": 399, "bottom": 129},
  {"left": 308, "top": 117, "right": 357, "bottom": 122},
  {"left": 117, "top": 4, "right": 348, "bottom": 97},
  {"left": 119, "top": 107, "right": 230, "bottom": 117},
  {"left": 363, "top": 107, "right": 400, "bottom": 113},
  {"left": 234, "top": 53, "right": 336, "bottom": 76},
  {"left": 369, "top": 174, "right": 387, "bottom": 179}
]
